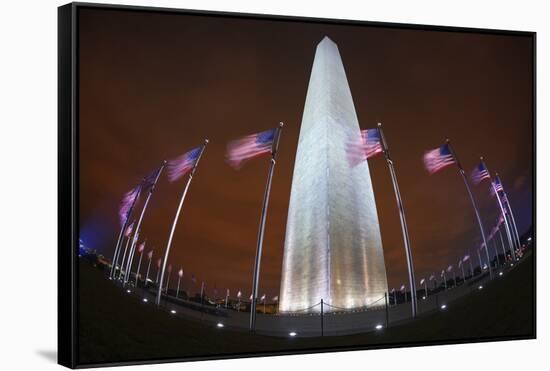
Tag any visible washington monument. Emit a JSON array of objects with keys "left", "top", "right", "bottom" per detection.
[{"left": 279, "top": 37, "right": 388, "bottom": 312}]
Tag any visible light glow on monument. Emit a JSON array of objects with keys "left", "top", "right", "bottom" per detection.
[{"left": 279, "top": 37, "right": 388, "bottom": 313}]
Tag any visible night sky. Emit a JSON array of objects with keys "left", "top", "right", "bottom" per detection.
[{"left": 78, "top": 7, "right": 533, "bottom": 299}]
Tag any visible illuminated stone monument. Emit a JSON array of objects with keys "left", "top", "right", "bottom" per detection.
[{"left": 279, "top": 37, "right": 388, "bottom": 312}]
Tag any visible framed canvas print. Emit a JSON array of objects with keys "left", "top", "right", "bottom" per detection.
[{"left": 58, "top": 2, "right": 536, "bottom": 368}]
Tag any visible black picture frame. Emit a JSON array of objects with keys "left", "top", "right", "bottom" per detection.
[{"left": 58, "top": 2, "right": 536, "bottom": 368}]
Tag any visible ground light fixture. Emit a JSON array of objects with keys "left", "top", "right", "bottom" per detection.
[
  {"left": 441, "top": 304, "right": 447, "bottom": 310},
  {"left": 143, "top": 298, "right": 148, "bottom": 303},
  {"left": 289, "top": 332, "right": 297, "bottom": 337},
  {"left": 375, "top": 324, "right": 383, "bottom": 330},
  {"left": 217, "top": 323, "right": 224, "bottom": 328},
  {"left": 126, "top": 289, "right": 131, "bottom": 293},
  {"left": 478, "top": 285, "right": 483, "bottom": 290},
  {"left": 170, "top": 310, "right": 176, "bottom": 314},
  {"left": 499, "top": 272, "right": 503, "bottom": 276}
]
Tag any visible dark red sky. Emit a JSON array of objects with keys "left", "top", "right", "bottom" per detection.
[{"left": 78, "top": 7, "right": 533, "bottom": 298}]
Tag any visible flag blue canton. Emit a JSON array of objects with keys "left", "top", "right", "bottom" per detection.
[
  {"left": 256, "top": 128, "right": 276, "bottom": 144},
  {"left": 423, "top": 143, "right": 456, "bottom": 174},
  {"left": 471, "top": 162, "right": 491, "bottom": 185}
]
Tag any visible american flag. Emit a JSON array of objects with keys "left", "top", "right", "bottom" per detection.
[
  {"left": 167, "top": 146, "right": 202, "bottom": 182},
  {"left": 142, "top": 165, "right": 163, "bottom": 192},
  {"left": 227, "top": 128, "right": 277, "bottom": 169},
  {"left": 423, "top": 143, "right": 455, "bottom": 174},
  {"left": 400, "top": 284, "right": 405, "bottom": 291},
  {"left": 119, "top": 186, "right": 140, "bottom": 226},
  {"left": 137, "top": 241, "right": 145, "bottom": 253},
  {"left": 447, "top": 265, "right": 453, "bottom": 272},
  {"left": 420, "top": 278, "right": 425, "bottom": 285},
  {"left": 261, "top": 294, "right": 266, "bottom": 301},
  {"left": 441, "top": 270, "right": 445, "bottom": 277},
  {"left": 147, "top": 250, "right": 153, "bottom": 260},
  {"left": 178, "top": 268, "right": 183, "bottom": 278},
  {"left": 490, "top": 181, "right": 505, "bottom": 197},
  {"left": 237, "top": 290, "right": 242, "bottom": 298},
  {"left": 124, "top": 221, "right": 135, "bottom": 237},
  {"left": 471, "top": 161, "right": 490, "bottom": 185},
  {"left": 429, "top": 274, "right": 435, "bottom": 281},
  {"left": 458, "top": 260, "right": 462, "bottom": 267},
  {"left": 494, "top": 175, "right": 504, "bottom": 192},
  {"left": 463, "top": 255, "right": 470, "bottom": 262},
  {"left": 346, "top": 128, "right": 383, "bottom": 166}
]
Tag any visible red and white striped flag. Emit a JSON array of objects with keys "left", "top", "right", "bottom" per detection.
[
  {"left": 346, "top": 128, "right": 383, "bottom": 166},
  {"left": 423, "top": 143, "right": 455, "bottom": 174},
  {"left": 119, "top": 186, "right": 140, "bottom": 226},
  {"left": 167, "top": 146, "right": 203, "bottom": 182},
  {"left": 124, "top": 221, "right": 135, "bottom": 237},
  {"left": 226, "top": 128, "right": 277, "bottom": 169}
]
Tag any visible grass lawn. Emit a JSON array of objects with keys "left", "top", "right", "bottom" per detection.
[{"left": 78, "top": 255, "right": 534, "bottom": 366}]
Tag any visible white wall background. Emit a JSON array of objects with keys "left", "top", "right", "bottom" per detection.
[{"left": 0, "top": 0, "right": 546, "bottom": 369}]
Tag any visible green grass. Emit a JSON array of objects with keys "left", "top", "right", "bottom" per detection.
[{"left": 78, "top": 255, "right": 534, "bottom": 366}]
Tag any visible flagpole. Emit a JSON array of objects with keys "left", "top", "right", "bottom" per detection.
[
  {"left": 497, "top": 174, "right": 522, "bottom": 250},
  {"left": 176, "top": 276, "right": 181, "bottom": 298},
  {"left": 497, "top": 204, "right": 516, "bottom": 259},
  {"left": 110, "top": 185, "right": 142, "bottom": 279},
  {"left": 155, "top": 259, "right": 161, "bottom": 285},
  {"left": 110, "top": 227, "right": 126, "bottom": 279},
  {"left": 124, "top": 163, "right": 166, "bottom": 285},
  {"left": 447, "top": 142, "right": 492, "bottom": 279},
  {"left": 156, "top": 140, "right": 209, "bottom": 306},
  {"left": 250, "top": 123, "right": 283, "bottom": 332},
  {"left": 492, "top": 239, "right": 499, "bottom": 267},
  {"left": 134, "top": 249, "right": 144, "bottom": 286},
  {"left": 477, "top": 249, "right": 483, "bottom": 272},
  {"left": 504, "top": 209, "right": 520, "bottom": 251},
  {"left": 117, "top": 235, "right": 132, "bottom": 280},
  {"left": 145, "top": 252, "right": 153, "bottom": 286},
  {"left": 498, "top": 227, "right": 507, "bottom": 262},
  {"left": 112, "top": 233, "right": 128, "bottom": 279},
  {"left": 480, "top": 160, "right": 516, "bottom": 261},
  {"left": 378, "top": 123, "right": 417, "bottom": 318}
]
